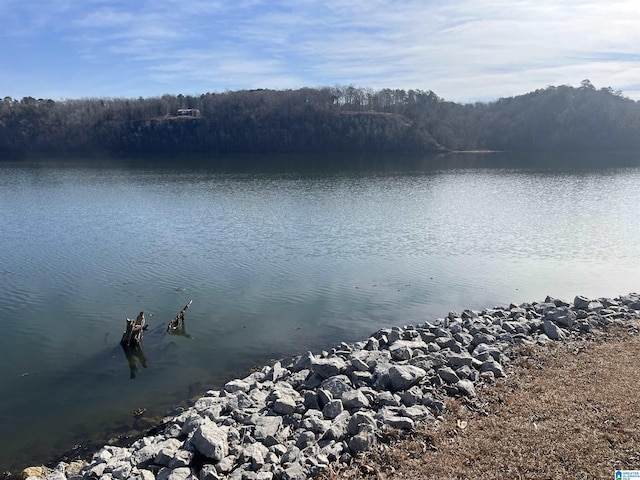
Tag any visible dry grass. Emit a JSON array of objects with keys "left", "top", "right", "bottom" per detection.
[{"left": 319, "top": 323, "right": 640, "bottom": 480}]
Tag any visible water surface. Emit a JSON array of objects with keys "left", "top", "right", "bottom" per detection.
[{"left": 0, "top": 152, "right": 639, "bottom": 471}]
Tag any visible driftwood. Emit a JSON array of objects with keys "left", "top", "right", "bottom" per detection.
[
  {"left": 121, "top": 311, "right": 147, "bottom": 347},
  {"left": 167, "top": 300, "right": 192, "bottom": 332}
]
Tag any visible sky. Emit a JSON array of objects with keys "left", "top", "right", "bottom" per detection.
[{"left": 1, "top": 0, "right": 640, "bottom": 103}]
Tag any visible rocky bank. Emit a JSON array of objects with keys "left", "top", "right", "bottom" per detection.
[{"left": 19, "top": 293, "right": 640, "bottom": 480}]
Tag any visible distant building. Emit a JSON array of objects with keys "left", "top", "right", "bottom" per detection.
[{"left": 176, "top": 108, "right": 201, "bottom": 117}]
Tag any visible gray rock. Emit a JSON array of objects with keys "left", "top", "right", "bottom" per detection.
[
  {"left": 224, "top": 379, "right": 251, "bottom": 393},
  {"left": 317, "top": 388, "right": 333, "bottom": 408},
  {"left": 159, "top": 467, "right": 198, "bottom": 480},
  {"left": 133, "top": 470, "right": 156, "bottom": 480},
  {"left": 472, "top": 343, "right": 502, "bottom": 361},
  {"left": 400, "top": 405, "right": 433, "bottom": 421},
  {"left": 547, "top": 308, "right": 577, "bottom": 328},
  {"left": 320, "top": 375, "right": 354, "bottom": 399},
  {"left": 573, "top": 295, "right": 591, "bottom": 310},
  {"left": 321, "top": 411, "right": 350, "bottom": 441},
  {"left": 280, "top": 445, "right": 301, "bottom": 466},
  {"left": 272, "top": 395, "right": 297, "bottom": 415},
  {"left": 480, "top": 360, "right": 506, "bottom": 378},
  {"left": 348, "top": 424, "right": 376, "bottom": 454},
  {"left": 543, "top": 319, "right": 566, "bottom": 340},
  {"left": 371, "top": 365, "right": 392, "bottom": 391},
  {"left": 456, "top": 379, "right": 477, "bottom": 397},
  {"left": 199, "top": 465, "right": 221, "bottom": 480},
  {"left": 301, "top": 411, "right": 331, "bottom": 434},
  {"left": 190, "top": 421, "right": 229, "bottom": 461},
  {"left": 351, "top": 356, "right": 370, "bottom": 372},
  {"left": 447, "top": 353, "right": 473, "bottom": 368},
  {"left": 131, "top": 444, "right": 164, "bottom": 468},
  {"left": 281, "top": 462, "right": 308, "bottom": 480},
  {"left": 342, "top": 389, "right": 370, "bottom": 410},
  {"left": 350, "top": 370, "right": 373, "bottom": 387},
  {"left": 295, "top": 430, "right": 316, "bottom": 450},
  {"left": 242, "top": 443, "right": 269, "bottom": 471},
  {"left": 400, "top": 386, "right": 423, "bottom": 406},
  {"left": 347, "top": 411, "right": 377, "bottom": 436},
  {"left": 437, "top": 366, "right": 460, "bottom": 384},
  {"left": 388, "top": 365, "right": 427, "bottom": 391},
  {"left": 303, "top": 390, "right": 320, "bottom": 410},
  {"left": 377, "top": 410, "right": 414, "bottom": 430},
  {"left": 169, "top": 450, "right": 194, "bottom": 468},
  {"left": 215, "top": 455, "right": 237, "bottom": 474},
  {"left": 291, "top": 351, "right": 314, "bottom": 372},
  {"left": 455, "top": 364, "right": 473, "bottom": 380},
  {"left": 376, "top": 391, "right": 401, "bottom": 407},
  {"left": 322, "top": 399, "right": 344, "bottom": 419},
  {"left": 389, "top": 343, "right": 413, "bottom": 360},
  {"left": 365, "top": 337, "right": 380, "bottom": 350},
  {"left": 310, "top": 357, "right": 347, "bottom": 379},
  {"left": 182, "top": 411, "right": 209, "bottom": 436},
  {"left": 253, "top": 415, "right": 283, "bottom": 441}
]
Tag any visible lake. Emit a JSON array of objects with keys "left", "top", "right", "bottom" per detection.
[{"left": 0, "top": 152, "right": 639, "bottom": 472}]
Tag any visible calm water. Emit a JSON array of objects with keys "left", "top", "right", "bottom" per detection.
[{"left": 0, "top": 152, "right": 639, "bottom": 471}]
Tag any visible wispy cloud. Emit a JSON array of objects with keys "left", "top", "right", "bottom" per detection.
[{"left": 1, "top": 0, "right": 639, "bottom": 100}]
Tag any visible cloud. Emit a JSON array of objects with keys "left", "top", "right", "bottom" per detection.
[{"left": 1, "top": 0, "right": 639, "bottom": 100}]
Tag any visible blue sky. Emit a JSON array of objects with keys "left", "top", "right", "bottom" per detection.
[{"left": 1, "top": 0, "right": 639, "bottom": 102}]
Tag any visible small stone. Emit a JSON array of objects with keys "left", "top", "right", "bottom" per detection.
[
  {"left": 480, "top": 360, "right": 505, "bottom": 378},
  {"left": 447, "top": 353, "right": 473, "bottom": 368},
  {"left": 348, "top": 425, "right": 376, "bottom": 454},
  {"left": 281, "top": 462, "right": 307, "bottom": 480},
  {"left": 242, "top": 443, "right": 269, "bottom": 471},
  {"left": 437, "top": 366, "right": 460, "bottom": 384},
  {"left": 200, "top": 464, "right": 221, "bottom": 480},
  {"left": 323, "top": 399, "right": 344, "bottom": 419},
  {"left": 317, "top": 388, "right": 333, "bottom": 408},
  {"left": 254, "top": 416, "right": 282, "bottom": 441},
  {"left": 342, "top": 389, "right": 370, "bottom": 410},
  {"left": 158, "top": 466, "right": 196, "bottom": 480},
  {"left": 456, "top": 379, "right": 477, "bottom": 397},
  {"left": 401, "top": 405, "right": 433, "bottom": 421},
  {"left": 320, "top": 375, "right": 354, "bottom": 399},
  {"left": 295, "top": 430, "right": 316, "bottom": 450},
  {"left": 347, "top": 411, "right": 377, "bottom": 436},
  {"left": 273, "top": 395, "right": 297, "bottom": 415},
  {"left": 400, "top": 386, "right": 423, "bottom": 406},
  {"left": 389, "top": 343, "right": 413, "bottom": 360},
  {"left": 351, "top": 356, "right": 370, "bottom": 371},
  {"left": 169, "top": 450, "right": 194, "bottom": 468},
  {"left": 224, "top": 379, "right": 251, "bottom": 393}
]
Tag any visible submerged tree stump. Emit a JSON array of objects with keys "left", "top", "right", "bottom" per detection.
[
  {"left": 121, "top": 311, "right": 146, "bottom": 347},
  {"left": 167, "top": 300, "right": 193, "bottom": 332}
]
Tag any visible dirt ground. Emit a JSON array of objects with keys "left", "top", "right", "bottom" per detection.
[{"left": 319, "top": 322, "right": 640, "bottom": 480}]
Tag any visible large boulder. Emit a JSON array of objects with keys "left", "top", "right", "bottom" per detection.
[
  {"left": 389, "top": 365, "right": 427, "bottom": 391},
  {"left": 310, "top": 357, "right": 347, "bottom": 379},
  {"left": 543, "top": 319, "right": 566, "bottom": 341},
  {"left": 190, "top": 420, "right": 229, "bottom": 461}
]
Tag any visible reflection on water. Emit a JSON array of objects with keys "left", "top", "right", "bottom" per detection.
[
  {"left": 121, "top": 343, "right": 148, "bottom": 380},
  {"left": 0, "top": 152, "right": 639, "bottom": 472}
]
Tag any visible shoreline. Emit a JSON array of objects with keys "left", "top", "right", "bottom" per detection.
[{"left": 14, "top": 292, "right": 640, "bottom": 480}]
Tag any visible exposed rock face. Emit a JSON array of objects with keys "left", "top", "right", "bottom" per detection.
[{"left": 38, "top": 293, "right": 640, "bottom": 480}]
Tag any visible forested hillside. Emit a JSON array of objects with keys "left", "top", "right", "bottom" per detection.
[{"left": 1, "top": 81, "right": 639, "bottom": 158}]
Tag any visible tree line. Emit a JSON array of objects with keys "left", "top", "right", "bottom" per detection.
[{"left": 1, "top": 80, "right": 640, "bottom": 158}]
